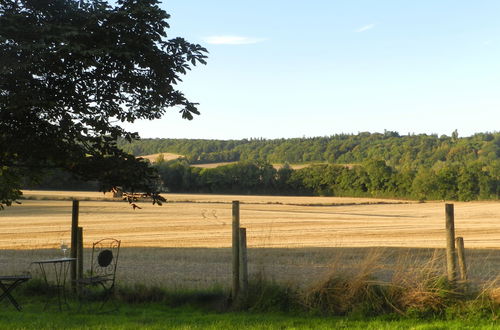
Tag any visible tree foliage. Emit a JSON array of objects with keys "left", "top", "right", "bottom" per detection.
[
  {"left": 28, "top": 135, "right": 500, "bottom": 201},
  {"left": 114, "top": 131, "right": 500, "bottom": 201},
  {"left": 145, "top": 158, "right": 500, "bottom": 201},
  {"left": 118, "top": 132, "right": 500, "bottom": 170},
  {"left": 0, "top": 0, "right": 207, "bottom": 208}
]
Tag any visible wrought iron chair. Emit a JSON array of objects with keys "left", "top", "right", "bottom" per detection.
[
  {"left": 77, "top": 238, "right": 120, "bottom": 312},
  {"left": 0, "top": 274, "right": 31, "bottom": 311}
]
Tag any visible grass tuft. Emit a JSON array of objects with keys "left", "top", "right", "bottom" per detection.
[{"left": 302, "top": 249, "right": 390, "bottom": 316}]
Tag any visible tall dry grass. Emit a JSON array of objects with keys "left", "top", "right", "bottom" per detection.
[
  {"left": 302, "top": 248, "right": 389, "bottom": 315},
  {"left": 386, "top": 249, "right": 453, "bottom": 314},
  {"left": 486, "top": 278, "right": 500, "bottom": 304},
  {"left": 299, "top": 247, "right": 499, "bottom": 317}
]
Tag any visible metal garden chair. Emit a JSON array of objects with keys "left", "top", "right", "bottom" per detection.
[
  {"left": 0, "top": 274, "right": 31, "bottom": 311},
  {"left": 76, "top": 238, "right": 120, "bottom": 312}
]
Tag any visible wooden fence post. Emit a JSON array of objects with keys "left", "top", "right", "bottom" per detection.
[
  {"left": 232, "top": 201, "right": 240, "bottom": 301},
  {"left": 445, "top": 203, "right": 457, "bottom": 286},
  {"left": 239, "top": 227, "right": 248, "bottom": 301},
  {"left": 455, "top": 237, "right": 467, "bottom": 281},
  {"left": 71, "top": 200, "right": 79, "bottom": 291},
  {"left": 77, "top": 227, "right": 84, "bottom": 279},
  {"left": 77, "top": 226, "right": 84, "bottom": 294}
]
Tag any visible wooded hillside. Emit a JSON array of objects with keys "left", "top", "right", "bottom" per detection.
[
  {"left": 113, "top": 131, "right": 500, "bottom": 201},
  {"left": 24, "top": 131, "right": 500, "bottom": 201},
  {"left": 118, "top": 131, "right": 500, "bottom": 169}
]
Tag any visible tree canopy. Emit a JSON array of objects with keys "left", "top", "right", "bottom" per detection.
[
  {"left": 118, "top": 131, "right": 500, "bottom": 169},
  {"left": 113, "top": 131, "right": 500, "bottom": 201},
  {"left": 0, "top": 0, "right": 207, "bottom": 209}
]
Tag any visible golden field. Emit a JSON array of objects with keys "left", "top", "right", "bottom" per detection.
[
  {"left": 1, "top": 190, "right": 499, "bottom": 250},
  {"left": 1, "top": 190, "right": 499, "bottom": 288},
  {"left": 139, "top": 152, "right": 183, "bottom": 162}
]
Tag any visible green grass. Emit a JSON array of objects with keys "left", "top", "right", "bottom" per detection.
[
  {"left": 1, "top": 299, "right": 499, "bottom": 330},
  {"left": 0, "top": 277, "right": 500, "bottom": 329}
]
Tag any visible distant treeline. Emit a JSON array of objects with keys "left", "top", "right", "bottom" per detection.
[
  {"left": 153, "top": 158, "right": 500, "bottom": 201},
  {"left": 22, "top": 169, "right": 100, "bottom": 191},
  {"left": 121, "top": 130, "right": 500, "bottom": 201},
  {"left": 28, "top": 131, "right": 500, "bottom": 201},
  {"left": 118, "top": 131, "right": 500, "bottom": 169}
]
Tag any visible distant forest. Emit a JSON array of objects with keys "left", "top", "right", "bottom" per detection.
[
  {"left": 117, "top": 130, "right": 498, "bottom": 168},
  {"left": 28, "top": 131, "right": 500, "bottom": 201},
  {"left": 114, "top": 131, "right": 500, "bottom": 201}
]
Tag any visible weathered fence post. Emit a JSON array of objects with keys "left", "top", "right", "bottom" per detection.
[
  {"left": 70, "top": 200, "right": 79, "bottom": 291},
  {"left": 455, "top": 236, "right": 467, "bottom": 282},
  {"left": 232, "top": 201, "right": 240, "bottom": 301},
  {"left": 77, "top": 226, "right": 84, "bottom": 294},
  {"left": 239, "top": 227, "right": 248, "bottom": 301},
  {"left": 77, "top": 227, "right": 84, "bottom": 279},
  {"left": 445, "top": 203, "right": 457, "bottom": 285}
]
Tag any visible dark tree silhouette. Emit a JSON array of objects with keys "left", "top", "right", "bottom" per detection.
[{"left": 0, "top": 0, "right": 207, "bottom": 209}]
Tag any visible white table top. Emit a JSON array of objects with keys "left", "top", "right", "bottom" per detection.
[{"left": 32, "top": 257, "right": 76, "bottom": 264}]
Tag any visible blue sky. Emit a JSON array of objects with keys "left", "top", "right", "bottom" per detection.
[{"left": 127, "top": 1, "right": 500, "bottom": 140}]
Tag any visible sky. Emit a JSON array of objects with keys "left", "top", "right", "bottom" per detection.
[{"left": 126, "top": 1, "right": 500, "bottom": 140}]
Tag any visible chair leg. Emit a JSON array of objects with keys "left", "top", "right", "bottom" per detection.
[
  {"left": 0, "top": 280, "right": 27, "bottom": 311},
  {"left": 77, "top": 284, "right": 118, "bottom": 313},
  {"left": 95, "top": 286, "right": 118, "bottom": 313}
]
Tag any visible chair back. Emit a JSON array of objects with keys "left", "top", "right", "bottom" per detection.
[{"left": 90, "top": 238, "right": 121, "bottom": 286}]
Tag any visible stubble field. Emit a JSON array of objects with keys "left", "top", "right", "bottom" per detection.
[{"left": 1, "top": 190, "right": 499, "bottom": 288}]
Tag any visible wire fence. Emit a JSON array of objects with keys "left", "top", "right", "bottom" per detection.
[{"left": 1, "top": 195, "right": 499, "bottom": 289}]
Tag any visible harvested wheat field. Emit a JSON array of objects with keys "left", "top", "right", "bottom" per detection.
[
  {"left": 1, "top": 190, "right": 499, "bottom": 288},
  {"left": 2, "top": 190, "right": 500, "bottom": 250},
  {"left": 139, "top": 152, "right": 183, "bottom": 163}
]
